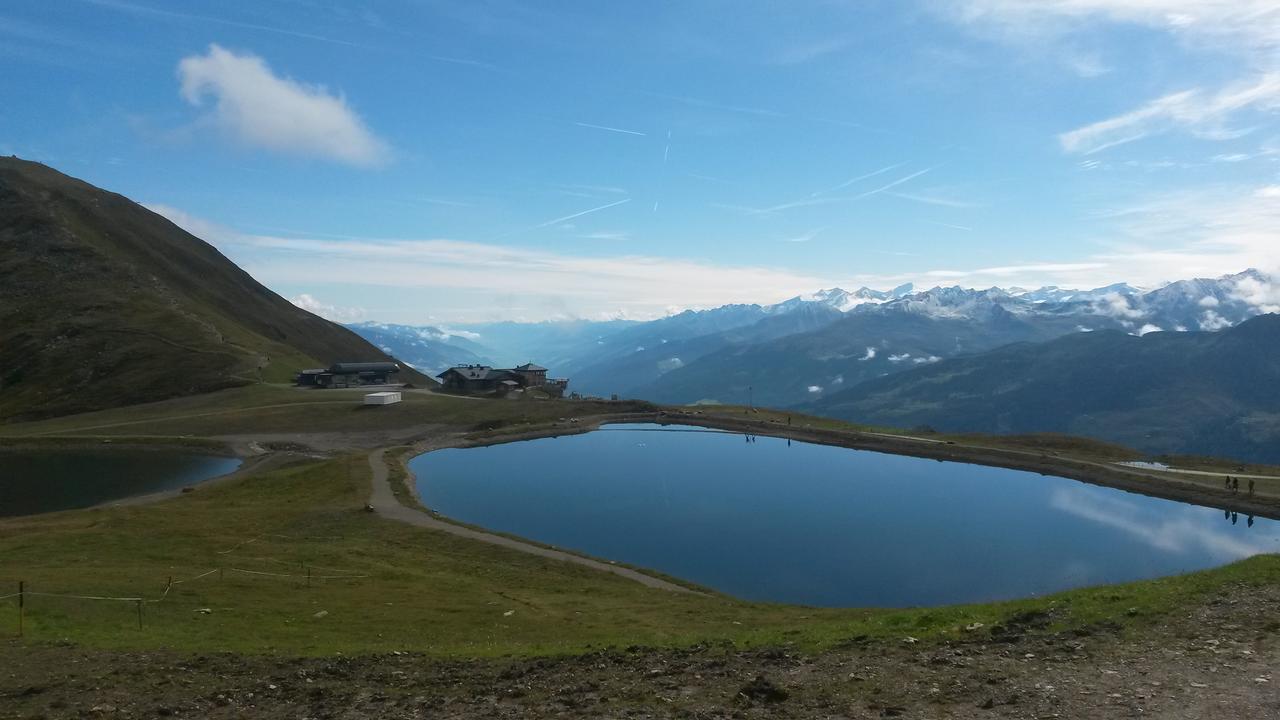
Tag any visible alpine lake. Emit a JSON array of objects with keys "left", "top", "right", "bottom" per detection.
[{"left": 410, "top": 424, "right": 1280, "bottom": 607}]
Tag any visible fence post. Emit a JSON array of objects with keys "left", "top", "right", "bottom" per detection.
[
  {"left": 136, "top": 599, "right": 143, "bottom": 630},
  {"left": 17, "top": 581, "right": 23, "bottom": 638},
  {"left": 306, "top": 565, "right": 311, "bottom": 589}
]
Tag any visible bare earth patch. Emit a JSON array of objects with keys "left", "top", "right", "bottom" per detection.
[{"left": 2, "top": 582, "right": 1275, "bottom": 719}]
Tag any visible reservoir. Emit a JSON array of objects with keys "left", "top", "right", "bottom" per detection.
[
  {"left": 0, "top": 449, "right": 241, "bottom": 518},
  {"left": 411, "top": 424, "right": 1280, "bottom": 607}
]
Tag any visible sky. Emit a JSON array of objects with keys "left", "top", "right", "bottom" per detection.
[{"left": 3, "top": 1, "right": 1279, "bottom": 323}]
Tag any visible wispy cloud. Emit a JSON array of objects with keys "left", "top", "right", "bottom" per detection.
[
  {"left": 643, "top": 91, "right": 785, "bottom": 118},
  {"left": 812, "top": 163, "right": 904, "bottom": 197},
  {"left": 885, "top": 191, "right": 976, "bottom": 208},
  {"left": 1058, "top": 75, "right": 1280, "bottom": 154},
  {"left": 780, "top": 227, "right": 825, "bottom": 243},
  {"left": 573, "top": 121, "right": 647, "bottom": 137},
  {"left": 921, "top": 219, "right": 974, "bottom": 231},
  {"left": 177, "top": 44, "right": 390, "bottom": 167},
  {"left": 530, "top": 198, "right": 632, "bottom": 230},
  {"left": 579, "top": 231, "right": 631, "bottom": 241},
  {"left": 854, "top": 166, "right": 935, "bottom": 198},
  {"left": 149, "top": 205, "right": 834, "bottom": 321},
  {"left": 89, "top": 0, "right": 362, "bottom": 48}
]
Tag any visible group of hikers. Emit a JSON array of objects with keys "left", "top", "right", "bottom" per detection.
[
  {"left": 1222, "top": 475, "right": 1261, "bottom": 528},
  {"left": 1224, "top": 475, "right": 1256, "bottom": 495}
]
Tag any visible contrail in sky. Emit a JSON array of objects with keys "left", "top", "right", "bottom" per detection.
[
  {"left": 533, "top": 198, "right": 632, "bottom": 229},
  {"left": 574, "top": 121, "right": 647, "bottom": 137},
  {"left": 855, "top": 166, "right": 935, "bottom": 198},
  {"left": 815, "top": 162, "right": 904, "bottom": 196}
]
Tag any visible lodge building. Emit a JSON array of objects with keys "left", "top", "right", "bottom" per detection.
[
  {"left": 436, "top": 363, "right": 568, "bottom": 397},
  {"left": 295, "top": 362, "right": 401, "bottom": 388}
]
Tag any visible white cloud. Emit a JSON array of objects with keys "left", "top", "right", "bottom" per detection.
[
  {"left": 146, "top": 205, "right": 836, "bottom": 321},
  {"left": 290, "top": 293, "right": 366, "bottom": 322},
  {"left": 912, "top": 355, "right": 943, "bottom": 364},
  {"left": 807, "top": 385, "right": 823, "bottom": 393},
  {"left": 1136, "top": 323, "right": 1163, "bottom": 335},
  {"left": 1232, "top": 274, "right": 1280, "bottom": 313},
  {"left": 888, "top": 353, "right": 912, "bottom": 363},
  {"left": 1059, "top": 74, "right": 1280, "bottom": 154},
  {"left": 177, "top": 44, "right": 390, "bottom": 167},
  {"left": 859, "top": 347, "right": 877, "bottom": 361},
  {"left": 1094, "top": 291, "right": 1145, "bottom": 320},
  {"left": 657, "top": 357, "right": 685, "bottom": 372},
  {"left": 1198, "top": 295, "right": 1220, "bottom": 307},
  {"left": 947, "top": 3, "right": 1280, "bottom": 154},
  {"left": 1198, "top": 310, "right": 1232, "bottom": 330}
]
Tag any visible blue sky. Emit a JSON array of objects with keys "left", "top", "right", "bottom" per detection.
[{"left": 3, "top": 1, "right": 1279, "bottom": 322}]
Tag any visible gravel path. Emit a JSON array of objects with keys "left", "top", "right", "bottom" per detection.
[{"left": 366, "top": 449, "right": 697, "bottom": 594}]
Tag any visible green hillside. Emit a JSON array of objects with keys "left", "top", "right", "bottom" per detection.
[
  {"left": 0, "top": 157, "right": 427, "bottom": 421},
  {"left": 808, "top": 314, "right": 1280, "bottom": 463}
]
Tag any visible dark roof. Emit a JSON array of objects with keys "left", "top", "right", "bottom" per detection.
[
  {"left": 330, "top": 362, "right": 399, "bottom": 374},
  {"left": 438, "top": 365, "right": 513, "bottom": 381},
  {"left": 513, "top": 363, "right": 547, "bottom": 371}
]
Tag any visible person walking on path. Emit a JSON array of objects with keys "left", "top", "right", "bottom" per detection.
[{"left": 1249, "top": 478, "right": 1256, "bottom": 495}]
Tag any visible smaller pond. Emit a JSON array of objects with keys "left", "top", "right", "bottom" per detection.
[
  {"left": 0, "top": 449, "right": 242, "bottom": 517},
  {"left": 410, "top": 424, "right": 1280, "bottom": 607}
]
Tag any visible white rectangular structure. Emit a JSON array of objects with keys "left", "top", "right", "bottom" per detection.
[{"left": 363, "top": 391, "right": 402, "bottom": 406}]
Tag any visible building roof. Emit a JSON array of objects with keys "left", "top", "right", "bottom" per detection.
[
  {"left": 330, "top": 362, "right": 400, "bottom": 374},
  {"left": 438, "top": 365, "right": 512, "bottom": 381},
  {"left": 513, "top": 363, "right": 548, "bottom": 371}
]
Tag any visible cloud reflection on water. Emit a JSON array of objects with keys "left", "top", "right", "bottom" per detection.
[{"left": 1049, "top": 486, "right": 1278, "bottom": 561}]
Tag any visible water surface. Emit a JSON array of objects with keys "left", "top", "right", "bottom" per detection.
[
  {"left": 0, "top": 449, "right": 241, "bottom": 517},
  {"left": 409, "top": 425, "right": 1280, "bottom": 607}
]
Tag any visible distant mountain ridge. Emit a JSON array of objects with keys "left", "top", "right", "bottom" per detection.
[
  {"left": 804, "top": 314, "right": 1280, "bottom": 463},
  {"left": 0, "top": 157, "right": 426, "bottom": 421},
  {"left": 360, "top": 268, "right": 1275, "bottom": 406}
]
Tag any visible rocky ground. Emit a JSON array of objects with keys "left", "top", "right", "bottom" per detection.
[{"left": 2, "top": 582, "right": 1277, "bottom": 719}]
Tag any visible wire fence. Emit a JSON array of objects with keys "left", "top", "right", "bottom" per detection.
[{"left": 4, "top": 534, "right": 371, "bottom": 636}]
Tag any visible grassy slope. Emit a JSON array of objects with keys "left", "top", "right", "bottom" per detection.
[
  {"left": 0, "top": 157, "right": 429, "bottom": 423},
  {"left": 3, "top": 446, "right": 1277, "bottom": 658}
]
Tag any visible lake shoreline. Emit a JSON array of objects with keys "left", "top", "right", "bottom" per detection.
[{"left": 428, "top": 410, "right": 1280, "bottom": 522}]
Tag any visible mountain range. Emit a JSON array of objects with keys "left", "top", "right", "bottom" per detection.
[
  {"left": 356, "top": 268, "right": 1275, "bottom": 409},
  {"left": 805, "top": 314, "right": 1280, "bottom": 463}
]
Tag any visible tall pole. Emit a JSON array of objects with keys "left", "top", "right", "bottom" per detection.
[
  {"left": 749, "top": 385, "right": 754, "bottom": 412},
  {"left": 17, "top": 581, "right": 23, "bottom": 638}
]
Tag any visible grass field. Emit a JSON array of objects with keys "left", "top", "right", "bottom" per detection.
[
  {"left": 0, "top": 384, "right": 657, "bottom": 439},
  {"left": 3, "top": 442, "right": 1279, "bottom": 658}
]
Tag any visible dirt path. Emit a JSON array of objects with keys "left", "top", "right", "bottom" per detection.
[{"left": 365, "top": 449, "right": 697, "bottom": 594}]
